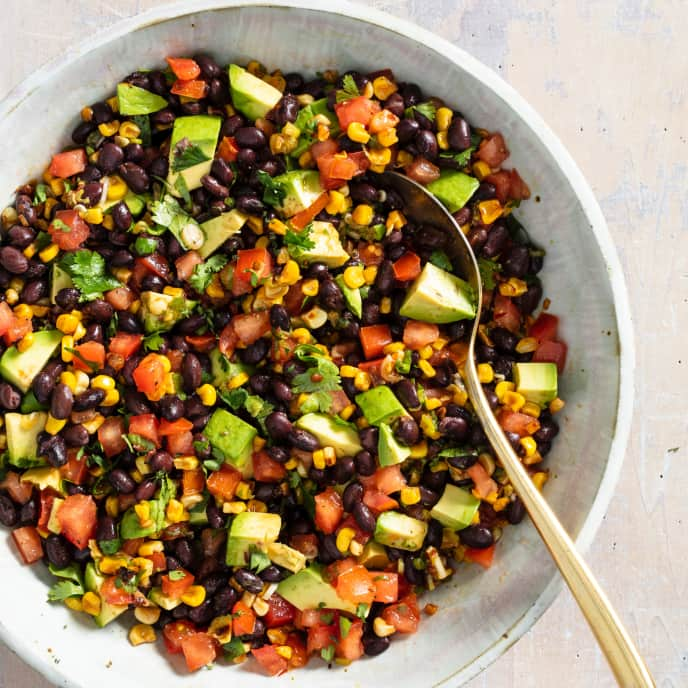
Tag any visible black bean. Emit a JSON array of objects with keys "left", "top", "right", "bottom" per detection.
[
  {"left": 343, "top": 482, "right": 364, "bottom": 513},
  {"left": 118, "top": 311, "right": 141, "bottom": 334},
  {"left": 177, "top": 314, "right": 205, "bottom": 335},
  {"left": 448, "top": 117, "right": 471, "bottom": 151},
  {"left": 306, "top": 262, "right": 329, "bottom": 281},
  {"left": 468, "top": 227, "right": 489, "bottom": 252},
  {"left": 319, "top": 279, "right": 345, "bottom": 311},
  {"left": 8, "top": 225, "right": 36, "bottom": 249},
  {"left": 235, "top": 126, "right": 266, "bottom": 149},
  {"left": 394, "top": 379, "right": 421, "bottom": 411},
  {"left": 80, "top": 181, "right": 103, "bottom": 206},
  {"left": 404, "top": 555, "right": 425, "bottom": 583},
  {"left": 24, "top": 260, "right": 47, "bottom": 280},
  {"left": 200, "top": 174, "right": 229, "bottom": 198},
  {"left": 159, "top": 395, "right": 185, "bottom": 421},
  {"left": 288, "top": 428, "right": 320, "bottom": 452},
  {"left": 492, "top": 327, "right": 518, "bottom": 353},
  {"left": 16, "top": 194, "right": 37, "bottom": 225},
  {"left": 423, "top": 467, "right": 448, "bottom": 492},
  {"left": 182, "top": 353, "right": 202, "bottom": 393},
  {"left": 503, "top": 245, "right": 530, "bottom": 278},
  {"left": 81, "top": 165, "right": 102, "bottom": 182},
  {"left": 72, "top": 120, "right": 96, "bottom": 145},
  {"left": 363, "top": 634, "right": 390, "bottom": 656},
  {"left": 210, "top": 158, "right": 234, "bottom": 187},
  {"left": 235, "top": 568, "right": 264, "bottom": 594},
  {"left": 415, "top": 129, "right": 439, "bottom": 159},
  {"left": 482, "top": 222, "right": 510, "bottom": 259},
  {"left": 395, "top": 416, "right": 420, "bottom": 446},
  {"left": 459, "top": 525, "right": 494, "bottom": 549},
  {"left": 19, "top": 497, "right": 38, "bottom": 526},
  {"left": 473, "top": 181, "right": 497, "bottom": 202},
  {"left": 148, "top": 155, "right": 169, "bottom": 179},
  {"left": 50, "top": 383, "right": 73, "bottom": 420},
  {"left": 240, "top": 338, "right": 269, "bottom": 365},
  {"left": 447, "top": 453, "right": 478, "bottom": 470},
  {"left": 374, "top": 260, "right": 395, "bottom": 296},
  {"left": 0, "top": 495, "right": 18, "bottom": 527},
  {"left": 354, "top": 450, "right": 376, "bottom": 477},
  {"left": 0, "top": 382, "right": 21, "bottom": 410},
  {"left": 184, "top": 396, "right": 206, "bottom": 418},
  {"left": 124, "top": 142, "right": 145, "bottom": 163},
  {"left": 55, "top": 287, "right": 80, "bottom": 311},
  {"left": 359, "top": 427, "right": 379, "bottom": 453},
  {"left": 333, "top": 456, "right": 355, "bottom": 484},
  {"left": 212, "top": 587, "right": 238, "bottom": 616},
  {"left": 235, "top": 193, "right": 263, "bottom": 214},
  {"left": 396, "top": 117, "right": 420, "bottom": 144},
  {"left": 269, "top": 304, "right": 290, "bottom": 331},
  {"left": 140, "top": 274, "right": 163, "bottom": 292},
  {"left": 0, "top": 246, "right": 28, "bottom": 274},
  {"left": 186, "top": 599, "right": 214, "bottom": 626},
  {"left": 415, "top": 225, "right": 447, "bottom": 250},
  {"left": 96, "top": 516, "right": 117, "bottom": 543},
  {"left": 514, "top": 283, "right": 543, "bottom": 315},
  {"left": 319, "top": 533, "right": 343, "bottom": 564},
  {"left": 91, "top": 101, "right": 113, "bottom": 124},
  {"left": 118, "top": 162, "right": 149, "bottom": 193},
  {"left": 353, "top": 501, "right": 376, "bottom": 533},
  {"left": 425, "top": 519, "right": 443, "bottom": 549},
  {"left": 98, "top": 142, "right": 124, "bottom": 174},
  {"left": 149, "top": 450, "right": 174, "bottom": 473},
  {"left": 39, "top": 433, "right": 67, "bottom": 468},
  {"left": 419, "top": 486, "right": 440, "bottom": 507},
  {"left": 45, "top": 535, "right": 72, "bottom": 568},
  {"left": 533, "top": 418, "right": 559, "bottom": 443},
  {"left": 62, "top": 424, "right": 89, "bottom": 447},
  {"left": 192, "top": 53, "right": 220, "bottom": 79},
  {"left": 191, "top": 413, "right": 210, "bottom": 432},
  {"left": 361, "top": 301, "right": 380, "bottom": 326},
  {"left": 83, "top": 322, "right": 104, "bottom": 344},
  {"left": 475, "top": 342, "right": 498, "bottom": 363},
  {"left": 82, "top": 299, "right": 113, "bottom": 323},
  {"left": 265, "top": 411, "right": 293, "bottom": 440},
  {"left": 171, "top": 603, "right": 190, "bottom": 620},
  {"left": 221, "top": 114, "right": 245, "bottom": 139},
  {"left": 438, "top": 415, "right": 469, "bottom": 440},
  {"left": 73, "top": 388, "right": 106, "bottom": 411},
  {"left": 382, "top": 90, "right": 404, "bottom": 117},
  {"left": 506, "top": 497, "right": 526, "bottom": 525},
  {"left": 111, "top": 201, "right": 132, "bottom": 231},
  {"left": 109, "top": 468, "right": 136, "bottom": 494},
  {"left": 135, "top": 478, "right": 157, "bottom": 502}
]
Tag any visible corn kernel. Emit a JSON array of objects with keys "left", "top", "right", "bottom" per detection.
[
  {"left": 228, "top": 372, "right": 249, "bottom": 390},
  {"left": 473, "top": 161, "right": 491, "bottom": 181},
  {"left": 532, "top": 472, "right": 548, "bottom": 491},
  {"left": 181, "top": 585, "right": 206, "bottom": 607},
  {"left": 418, "top": 360, "right": 436, "bottom": 378},
  {"left": 378, "top": 127, "right": 399, "bottom": 147},
  {"left": 437, "top": 131, "right": 450, "bottom": 150},
  {"left": 129, "top": 623, "right": 156, "bottom": 646},
  {"left": 49, "top": 178, "right": 65, "bottom": 196},
  {"left": 382, "top": 341, "right": 405, "bottom": 355},
  {"left": 425, "top": 397, "right": 442, "bottom": 411},
  {"left": 477, "top": 199, "right": 503, "bottom": 226},
  {"left": 502, "top": 390, "right": 526, "bottom": 412},
  {"left": 107, "top": 175, "right": 128, "bottom": 200},
  {"left": 246, "top": 499, "right": 267, "bottom": 513},
  {"left": 358, "top": 268, "right": 377, "bottom": 289},
  {"left": 340, "top": 365, "right": 358, "bottom": 378},
  {"left": 134, "top": 606, "right": 161, "bottom": 626},
  {"left": 515, "top": 337, "right": 538, "bottom": 354},
  {"left": 90, "top": 374, "right": 115, "bottom": 392},
  {"left": 45, "top": 414, "right": 67, "bottom": 435},
  {"left": 372, "top": 76, "right": 398, "bottom": 101},
  {"left": 343, "top": 264, "right": 366, "bottom": 289},
  {"left": 59, "top": 371, "right": 77, "bottom": 393},
  {"left": 400, "top": 487, "right": 421, "bottom": 506},
  {"left": 409, "top": 441, "right": 428, "bottom": 459},
  {"left": 520, "top": 436, "right": 538, "bottom": 457},
  {"left": 339, "top": 404, "right": 356, "bottom": 421},
  {"left": 499, "top": 277, "right": 528, "bottom": 297},
  {"left": 81, "top": 414, "right": 105, "bottom": 434},
  {"left": 72, "top": 321, "right": 87, "bottom": 342},
  {"left": 495, "top": 380, "right": 515, "bottom": 400},
  {"left": 4, "top": 288, "right": 19, "bottom": 306},
  {"left": 166, "top": 499, "right": 188, "bottom": 523},
  {"left": 135, "top": 501, "right": 152, "bottom": 527},
  {"left": 521, "top": 401, "right": 541, "bottom": 418},
  {"left": 83, "top": 207, "right": 103, "bottom": 225},
  {"left": 436, "top": 107, "right": 453, "bottom": 132},
  {"left": 208, "top": 615, "right": 234, "bottom": 644},
  {"left": 196, "top": 383, "right": 217, "bottom": 407},
  {"left": 279, "top": 259, "right": 301, "bottom": 286},
  {"left": 351, "top": 204, "right": 374, "bottom": 226},
  {"left": 292, "top": 327, "right": 311, "bottom": 344},
  {"left": 312, "top": 449, "right": 326, "bottom": 470},
  {"left": 102, "top": 389, "right": 120, "bottom": 407},
  {"left": 236, "top": 482, "right": 254, "bottom": 501},
  {"left": 347, "top": 122, "right": 370, "bottom": 144},
  {"left": 13, "top": 304, "right": 33, "bottom": 321},
  {"left": 283, "top": 458, "right": 298, "bottom": 471},
  {"left": 22, "top": 242, "right": 39, "bottom": 259},
  {"left": 367, "top": 147, "right": 392, "bottom": 167},
  {"left": 301, "top": 278, "right": 319, "bottom": 297},
  {"left": 80, "top": 106, "right": 93, "bottom": 122},
  {"left": 420, "top": 414, "right": 440, "bottom": 440},
  {"left": 64, "top": 597, "right": 83, "bottom": 612},
  {"left": 374, "top": 617, "right": 396, "bottom": 638},
  {"left": 174, "top": 456, "right": 199, "bottom": 471},
  {"left": 325, "top": 190, "right": 347, "bottom": 215},
  {"left": 379, "top": 296, "right": 392, "bottom": 315},
  {"left": 119, "top": 121, "right": 141, "bottom": 140},
  {"left": 16, "top": 332, "right": 34, "bottom": 353},
  {"left": 82, "top": 592, "right": 102, "bottom": 617},
  {"left": 274, "top": 645, "right": 293, "bottom": 660},
  {"left": 477, "top": 363, "right": 494, "bottom": 384},
  {"left": 298, "top": 150, "right": 314, "bottom": 169},
  {"left": 223, "top": 501, "right": 248, "bottom": 514},
  {"left": 336, "top": 527, "right": 356, "bottom": 553},
  {"left": 138, "top": 540, "right": 164, "bottom": 557},
  {"left": 98, "top": 120, "right": 120, "bottom": 137},
  {"left": 549, "top": 397, "right": 566, "bottom": 414},
  {"left": 353, "top": 371, "right": 371, "bottom": 391},
  {"left": 397, "top": 150, "right": 414, "bottom": 167}
]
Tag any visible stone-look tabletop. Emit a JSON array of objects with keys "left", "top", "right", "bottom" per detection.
[{"left": 0, "top": 1, "right": 685, "bottom": 686}]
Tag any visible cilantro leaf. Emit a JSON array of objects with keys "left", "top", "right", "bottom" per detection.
[
  {"left": 291, "top": 344, "right": 342, "bottom": 395},
  {"left": 478, "top": 257, "right": 501, "bottom": 290},
  {"left": 168, "top": 569, "right": 187, "bottom": 581},
  {"left": 336, "top": 74, "right": 360, "bottom": 103},
  {"left": 142, "top": 332, "right": 165, "bottom": 351},
  {"left": 257, "top": 170, "right": 286, "bottom": 207},
  {"left": 59, "top": 250, "right": 121, "bottom": 301},
  {"left": 223, "top": 637, "right": 246, "bottom": 660},
  {"left": 131, "top": 114, "right": 152, "bottom": 146},
  {"left": 47, "top": 580, "right": 84, "bottom": 602},
  {"left": 439, "top": 146, "right": 475, "bottom": 168},
  {"left": 249, "top": 546, "right": 271, "bottom": 574},
  {"left": 404, "top": 101, "right": 436, "bottom": 122},
  {"left": 171, "top": 139, "right": 210, "bottom": 173},
  {"left": 429, "top": 250, "right": 453, "bottom": 272},
  {"left": 219, "top": 387, "right": 249, "bottom": 410},
  {"left": 33, "top": 183, "right": 48, "bottom": 204},
  {"left": 122, "top": 433, "right": 155, "bottom": 453},
  {"left": 134, "top": 236, "right": 157, "bottom": 256},
  {"left": 52, "top": 218, "right": 73, "bottom": 233},
  {"left": 154, "top": 474, "right": 176, "bottom": 533},
  {"left": 395, "top": 349, "right": 413, "bottom": 375},
  {"left": 189, "top": 255, "right": 228, "bottom": 294},
  {"left": 284, "top": 225, "right": 315, "bottom": 251},
  {"left": 320, "top": 645, "right": 335, "bottom": 663},
  {"left": 150, "top": 193, "right": 203, "bottom": 246},
  {"left": 99, "top": 538, "right": 121, "bottom": 555}
]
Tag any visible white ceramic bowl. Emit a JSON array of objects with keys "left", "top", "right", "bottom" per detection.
[{"left": 0, "top": 2, "right": 633, "bottom": 686}]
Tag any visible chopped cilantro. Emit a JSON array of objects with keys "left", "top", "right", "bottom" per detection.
[
  {"left": 284, "top": 224, "right": 315, "bottom": 251},
  {"left": 98, "top": 538, "right": 121, "bottom": 555},
  {"left": 223, "top": 637, "right": 246, "bottom": 660},
  {"left": 134, "top": 236, "right": 158, "bottom": 256},
  {"left": 122, "top": 433, "right": 155, "bottom": 453},
  {"left": 131, "top": 114, "right": 152, "bottom": 146},
  {"left": 257, "top": 170, "right": 286, "bottom": 206},
  {"left": 336, "top": 74, "right": 360, "bottom": 103},
  {"left": 142, "top": 332, "right": 165, "bottom": 351},
  {"left": 51, "top": 218, "right": 72, "bottom": 233},
  {"left": 404, "top": 101, "right": 436, "bottom": 122},
  {"left": 249, "top": 546, "right": 271, "bottom": 574},
  {"left": 59, "top": 250, "right": 121, "bottom": 301},
  {"left": 291, "top": 344, "right": 342, "bottom": 395},
  {"left": 478, "top": 257, "right": 501, "bottom": 290},
  {"left": 33, "top": 183, "right": 48, "bottom": 204},
  {"left": 167, "top": 569, "right": 187, "bottom": 581},
  {"left": 64, "top": 347, "right": 100, "bottom": 372},
  {"left": 319, "top": 612, "right": 334, "bottom": 625},
  {"left": 320, "top": 645, "right": 335, "bottom": 663},
  {"left": 189, "top": 254, "right": 228, "bottom": 294},
  {"left": 47, "top": 580, "right": 84, "bottom": 602},
  {"left": 395, "top": 349, "right": 413, "bottom": 375},
  {"left": 439, "top": 146, "right": 475, "bottom": 168},
  {"left": 429, "top": 250, "right": 453, "bottom": 271},
  {"left": 171, "top": 139, "right": 210, "bottom": 173}
]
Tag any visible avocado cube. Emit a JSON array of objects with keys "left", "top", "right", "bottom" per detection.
[
  {"left": 199, "top": 209, "right": 248, "bottom": 258},
  {"left": 378, "top": 422, "right": 411, "bottom": 467},
  {"left": 271, "top": 170, "right": 324, "bottom": 217},
  {"left": 430, "top": 484, "right": 480, "bottom": 531},
  {"left": 294, "top": 413, "right": 362, "bottom": 458},
  {"left": 167, "top": 115, "right": 222, "bottom": 194},
  {"left": 355, "top": 387, "right": 407, "bottom": 427},
  {"left": 46, "top": 497, "right": 65, "bottom": 535},
  {"left": 226, "top": 512, "right": 281, "bottom": 567},
  {"left": 374, "top": 511, "right": 428, "bottom": 551},
  {"left": 205, "top": 409, "right": 257, "bottom": 471},
  {"left": 426, "top": 170, "right": 480, "bottom": 214},
  {"left": 21, "top": 467, "right": 63, "bottom": 493},
  {"left": 266, "top": 542, "right": 306, "bottom": 573},
  {"left": 277, "top": 565, "right": 361, "bottom": 615},
  {"left": 287, "top": 221, "right": 350, "bottom": 269},
  {"left": 0, "top": 330, "right": 62, "bottom": 393},
  {"left": 356, "top": 541, "right": 390, "bottom": 569},
  {"left": 335, "top": 275, "right": 362, "bottom": 318},
  {"left": 116, "top": 82, "right": 168, "bottom": 116},
  {"left": 5, "top": 412, "right": 48, "bottom": 468},
  {"left": 149, "top": 586, "right": 182, "bottom": 611},
  {"left": 120, "top": 502, "right": 160, "bottom": 540},
  {"left": 399, "top": 262, "right": 476, "bottom": 324},
  {"left": 50, "top": 264, "right": 73, "bottom": 305},
  {"left": 229, "top": 64, "right": 282, "bottom": 121},
  {"left": 209, "top": 348, "right": 254, "bottom": 390},
  {"left": 513, "top": 362, "right": 558, "bottom": 406},
  {"left": 139, "top": 291, "right": 195, "bottom": 334}
]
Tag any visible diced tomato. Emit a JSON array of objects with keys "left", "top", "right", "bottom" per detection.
[
  {"left": 370, "top": 465, "right": 407, "bottom": 495},
  {"left": 347, "top": 151, "right": 371, "bottom": 175},
  {"left": 162, "top": 569, "right": 195, "bottom": 599},
  {"left": 171, "top": 79, "right": 208, "bottom": 99},
  {"left": 252, "top": 645, "right": 288, "bottom": 676},
  {"left": 325, "top": 557, "right": 357, "bottom": 583},
  {"left": 466, "top": 463, "right": 498, "bottom": 499},
  {"left": 529, "top": 312, "right": 559, "bottom": 343},
  {"left": 3, "top": 317, "right": 31, "bottom": 346},
  {"left": 335, "top": 565, "right": 376, "bottom": 605},
  {"left": 49, "top": 149, "right": 87, "bottom": 179},
  {"left": 285, "top": 633, "right": 309, "bottom": 669},
  {"left": 121, "top": 536, "right": 143, "bottom": 556},
  {"left": 465, "top": 544, "right": 496, "bottom": 568},
  {"left": 145, "top": 550, "right": 167, "bottom": 572},
  {"left": 36, "top": 491, "right": 55, "bottom": 536},
  {"left": 403, "top": 320, "right": 439, "bottom": 350},
  {"left": 368, "top": 109, "right": 400, "bottom": 134},
  {"left": 493, "top": 293, "right": 522, "bottom": 333},
  {"left": 132, "top": 353, "right": 168, "bottom": 398},
  {"left": 252, "top": 450, "right": 287, "bottom": 483},
  {"left": 163, "top": 620, "right": 197, "bottom": 655},
  {"left": 48, "top": 209, "right": 90, "bottom": 251},
  {"left": 307, "top": 623, "right": 336, "bottom": 655},
  {"left": 477, "top": 132, "right": 509, "bottom": 168},
  {"left": 337, "top": 515, "right": 371, "bottom": 546},
  {"left": 497, "top": 409, "right": 541, "bottom": 437},
  {"left": 360, "top": 324, "right": 393, "bottom": 360},
  {"left": 484, "top": 170, "right": 512, "bottom": 205},
  {"left": 533, "top": 339, "right": 568, "bottom": 373},
  {"left": 166, "top": 57, "right": 201, "bottom": 80},
  {"left": 232, "top": 311, "right": 271, "bottom": 346},
  {"left": 167, "top": 430, "right": 194, "bottom": 456},
  {"left": 335, "top": 618, "right": 364, "bottom": 661},
  {"left": 362, "top": 490, "right": 398, "bottom": 512},
  {"left": 232, "top": 600, "right": 256, "bottom": 636},
  {"left": 289, "top": 534, "right": 319, "bottom": 558},
  {"left": 372, "top": 572, "right": 399, "bottom": 603},
  {"left": 98, "top": 416, "right": 126, "bottom": 457},
  {"left": 206, "top": 464, "right": 242, "bottom": 501},
  {"left": 71, "top": 341, "right": 105, "bottom": 373},
  {"left": 182, "top": 467, "right": 205, "bottom": 497},
  {"left": 217, "top": 136, "right": 239, "bottom": 162},
  {"left": 104, "top": 286, "right": 135, "bottom": 311},
  {"left": 508, "top": 169, "right": 531, "bottom": 201},
  {"left": 185, "top": 333, "right": 216, "bottom": 352},
  {"left": 175, "top": 251, "right": 203, "bottom": 281},
  {"left": 128, "top": 414, "right": 160, "bottom": 447},
  {"left": 0, "top": 302, "right": 15, "bottom": 336},
  {"left": 317, "top": 154, "right": 359, "bottom": 189},
  {"left": 357, "top": 241, "right": 384, "bottom": 266},
  {"left": 233, "top": 248, "right": 273, "bottom": 294},
  {"left": 296, "top": 608, "right": 333, "bottom": 628},
  {"left": 56, "top": 494, "right": 97, "bottom": 549},
  {"left": 100, "top": 576, "right": 140, "bottom": 606},
  {"left": 159, "top": 418, "right": 193, "bottom": 436},
  {"left": 264, "top": 594, "right": 298, "bottom": 629},
  {"left": 108, "top": 333, "right": 142, "bottom": 358},
  {"left": 181, "top": 632, "right": 217, "bottom": 672},
  {"left": 2, "top": 472, "right": 33, "bottom": 504},
  {"left": 12, "top": 526, "right": 43, "bottom": 564},
  {"left": 334, "top": 96, "right": 381, "bottom": 129},
  {"left": 310, "top": 139, "right": 339, "bottom": 162},
  {"left": 357, "top": 357, "right": 384, "bottom": 384},
  {"left": 140, "top": 253, "right": 170, "bottom": 280},
  {"left": 60, "top": 450, "right": 88, "bottom": 485},
  {"left": 314, "top": 487, "right": 344, "bottom": 535},
  {"left": 392, "top": 251, "right": 421, "bottom": 282},
  {"left": 381, "top": 593, "right": 420, "bottom": 634},
  {"left": 283, "top": 282, "right": 309, "bottom": 316},
  {"left": 290, "top": 191, "right": 330, "bottom": 227}
]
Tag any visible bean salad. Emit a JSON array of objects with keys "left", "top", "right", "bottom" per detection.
[{"left": 0, "top": 55, "right": 568, "bottom": 675}]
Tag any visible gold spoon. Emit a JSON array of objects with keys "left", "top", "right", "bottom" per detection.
[{"left": 380, "top": 171, "right": 654, "bottom": 687}]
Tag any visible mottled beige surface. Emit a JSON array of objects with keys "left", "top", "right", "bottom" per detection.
[{"left": 0, "top": 1, "right": 686, "bottom": 686}]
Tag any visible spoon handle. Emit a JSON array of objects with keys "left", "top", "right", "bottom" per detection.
[{"left": 464, "top": 364, "right": 654, "bottom": 687}]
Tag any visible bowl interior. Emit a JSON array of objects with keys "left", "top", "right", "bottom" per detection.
[{"left": 0, "top": 3, "right": 625, "bottom": 687}]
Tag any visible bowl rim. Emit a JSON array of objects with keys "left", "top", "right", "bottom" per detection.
[{"left": 0, "top": 1, "right": 634, "bottom": 686}]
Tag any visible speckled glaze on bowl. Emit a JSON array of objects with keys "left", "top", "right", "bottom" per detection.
[{"left": 0, "top": 2, "right": 634, "bottom": 686}]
